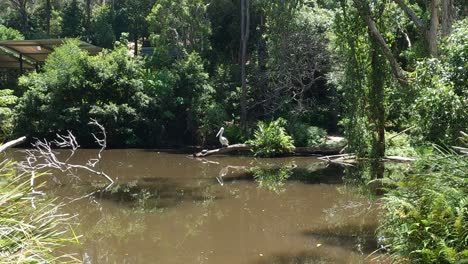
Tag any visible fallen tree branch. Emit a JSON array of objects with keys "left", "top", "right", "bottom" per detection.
[
  {"left": 384, "top": 156, "right": 417, "bottom": 162},
  {"left": 193, "top": 143, "right": 345, "bottom": 157},
  {"left": 387, "top": 126, "right": 415, "bottom": 141},
  {"left": 193, "top": 144, "right": 251, "bottom": 157},
  {"left": 0, "top": 136, "right": 27, "bottom": 153}
]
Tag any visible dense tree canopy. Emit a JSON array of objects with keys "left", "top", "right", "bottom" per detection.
[{"left": 0, "top": 0, "right": 466, "bottom": 151}]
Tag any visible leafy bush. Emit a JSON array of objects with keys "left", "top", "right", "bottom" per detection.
[
  {"left": 0, "top": 25, "right": 24, "bottom": 40},
  {"left": 0, "top": 89, "right": 17, "bottom": 141},
  {"left": 14, "top": 40, "right": 149, "bottom": 147},
  {"left": 248, "top": 118, "right": 295, "bottom": 157},
  {"left": 291, "top": 123, "right": 327, "bottom": 147},
  {"left": 385, "top": 131, "right": 418, "bottom": 157},
  {"left": 411, "top": 19, "right": 468, "bottom": 145},
  {"left": 379, "top": 140, "right": 468, "bottom": 263}
]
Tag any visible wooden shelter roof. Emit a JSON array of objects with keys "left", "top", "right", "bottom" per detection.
[{"left": 0, "top": 39, "right": 101, "bottom": 70}]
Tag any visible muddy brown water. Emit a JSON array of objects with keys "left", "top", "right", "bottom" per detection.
[{"left": 8, "top": 149, "right": 381, "bottom": 264}]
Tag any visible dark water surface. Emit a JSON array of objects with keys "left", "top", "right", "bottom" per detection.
[{"left": 10, "top": 149, "right": 381, "bottom": 264}]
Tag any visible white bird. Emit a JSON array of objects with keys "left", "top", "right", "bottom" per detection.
[{"left": 216, "top": 127, "right": 229, "bottom": 147}]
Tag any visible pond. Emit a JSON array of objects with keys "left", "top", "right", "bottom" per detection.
[{"left": 9, "top": 149, "right": 382, "bottom": 264}]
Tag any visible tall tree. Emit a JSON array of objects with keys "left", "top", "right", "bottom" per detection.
[
  {"left": 85, "top": 0, "right": 92, "bottom": 38},
  {"left": 8, "top": 0, "right": 32, "bottom": 33},
  {"left": 45, "top": 0, "right": 51, "bottom": 36},
  {"left": 393, "top": 0, "right": 440, "bottom": 56},
  {"left": 61, "top": 0, "right": 84, "bottom": 38},
  {"left": 127, "top": 0, "right": 154, "bottom": 55}
]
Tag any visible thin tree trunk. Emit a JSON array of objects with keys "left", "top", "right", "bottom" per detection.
[
  {"left": 240, "top": 0, "right": 249, "bottom": 130},
  {"left": 134, "top": 33, "right": 138, "bottom": 56},
  {"left": 46, "top": 0, "right": 51, "bottom": 36},
  {"left": 258, "top": 14, "right": 268, "bottom": 117},
  {"left": 369, "top": 40, "right": 386, "bottom": 159},
  {"left": 20, "top": 1, "right": 28, "bottom": 33},
  {"left": 361, "top": 10, "right": 407, "bottom": 84},
  {"left": 85, "top": 0, "right": 91, "bottom": 38},
  {"left": 393, "top": 0, "right": 440, "bottom": 57},
  {"left": 428, "top": 0, "right": 439, "bottom": 56},
  {"left": 441, "top": 0, "right": 455, "bottom": 37}
]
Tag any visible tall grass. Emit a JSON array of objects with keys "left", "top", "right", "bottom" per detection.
[
  {"left": 0, "top": 159, "right": 79, "bottom": 263},
  {"left": 378, "top": 137, "right": 468, "bottom": 263}
]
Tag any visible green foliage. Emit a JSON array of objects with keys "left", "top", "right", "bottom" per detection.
[
  {"left": 0, "top": 89, "right": 18, "bottom": 141},
  {"left": 0, "top": 159, "right": 78, "bottom": 263},
  {"left": 410, "top": 19, "right": 468, "bottom": 145},
  {"left": 14, "top": 40, "right": 148, "bottom": 146},
  {"left": 379, "top": 142, "right": 468, "bottom": 263},
  {"left": 411, "top": 58, "right": 467, "bottom": 145},
  {"left": 61, "top": 0, "right": 84, "bottom": 37},
  {"left": 224, "top": 123, "right": 248, "bottom": 145},
  {"left": 91, "top": 4, "right": 115, "bottom": 48},
  {"left": 290, "top": 123, "right": 327, "bottom": 147},
  {"left": 0, "top": 25, "right": 24, "bottom": 40},
  {"left": 385, "top": 131, "right": 418, "bottom": 157},
  {"left": 146, "top": 0, "right": 211, "bottom": 54},
  {"left": 248, "top": 118, "right": 295, "bottom": 157}
]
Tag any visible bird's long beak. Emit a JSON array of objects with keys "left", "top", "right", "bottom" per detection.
[{"left": 216, "top": 128, "right": 223, "bottom": 137}]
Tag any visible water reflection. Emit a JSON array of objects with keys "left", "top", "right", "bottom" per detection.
[{"left": 6, "top": 150, "right": 383, "bottom": 264}]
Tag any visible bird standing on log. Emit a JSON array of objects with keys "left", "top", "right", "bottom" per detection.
[{"left": 216, "top": 127, "right": 229, "bottom": 147}]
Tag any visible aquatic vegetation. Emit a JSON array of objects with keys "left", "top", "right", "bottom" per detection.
[
  {"left": 379, "top": 143, "right": 468, "bottom": 263},
  {"left": 0, "top": 159, "right": 79, "bottom": 263}
]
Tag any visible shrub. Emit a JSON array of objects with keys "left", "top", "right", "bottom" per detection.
[
  {"left": 291, "top": 123, "right": 327, "bottom": 147},
  {"left": 411, "top": 19, "right": 468, "bottom": 145},
  {"left": 379, "top": 139, "right": 468, "bottom": 263},
  {"left": 14, "top": 40, "right": 149, "bottom": 147},
  {"left": 248, "top": 118, "right": 295, "bottom": 157},
  {"left": 0, "top": 89, "right": 17, "bottom": 141},
  {"left": 385, "top": 131, "right": 418, "bottom": 157}
]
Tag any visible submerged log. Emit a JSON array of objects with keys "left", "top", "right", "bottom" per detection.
[{"left": 0, "top": 136, "right": 26, "bottom": 153}]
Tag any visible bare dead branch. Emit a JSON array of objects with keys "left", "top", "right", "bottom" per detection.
[
  {"left": 0, "top": 136, "right": 26, "bottom": 153},
  {"left": 17, "top": 120, "right": 114, "bottom": 193}
]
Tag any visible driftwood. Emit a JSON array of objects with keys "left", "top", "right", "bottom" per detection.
[
  {"left": 193, "top": 144, "right": 251, "bottom": 157},
  {"left": 0, "top": 136, "right": 26, "bottom": 153},
  {"left": 384, "top": 156, "right": 417, "bottom": 162},
  {"left": 193, "top": 143, "right": 345, "bottom": 157}
]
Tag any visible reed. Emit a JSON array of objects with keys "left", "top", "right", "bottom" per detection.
[{"left": 0, "top": 159, "right": 79, "bottom": 263}]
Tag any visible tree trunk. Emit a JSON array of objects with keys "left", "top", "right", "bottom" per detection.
[
  {"left": 258, "top": 14, "right": 268, "bottom": 117},
  {"left": 20, "top": 1, "right": 28, "bottom": 33},
  {"left": 427, "top": 0, "right": 439, "bottom": 56},
  {"left": 46, "top": 0, "right": 51, "bottom": 36},
  {"left": 393, "top": 0, "right": 440, "bottom": 57},
  {"left": 134, "top": 34, "right": 138, "bottom": 56},
  {"left": 240, "top": 0, "right": 250, "bottom": 130},
  {"left": 369, "top": 40, "right": 386, "bottom": 159},
  {"left": 356, "top": 0, "right": 407, "bottom": 85},
  {"left": 85, "top": 0, "right": 91, "bottom": 38},
  {"left": 441, "top": 0, "right": 455, "bottom": 37}
]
